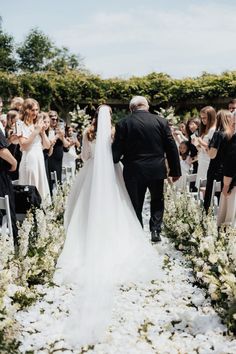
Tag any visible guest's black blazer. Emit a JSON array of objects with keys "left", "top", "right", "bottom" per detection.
[{"left": 112, "top": 110, "right": 181, "bottom": 180}]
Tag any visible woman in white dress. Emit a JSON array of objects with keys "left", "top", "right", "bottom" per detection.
[
  {"left": 54, "top": 105, "right": 163, "bottom": 346},
  {"left": 18, "top": 98, "right": 51, "bottom": 202},
  {"left": 193, "top": 106, "right": 216, "bottom": 188}
]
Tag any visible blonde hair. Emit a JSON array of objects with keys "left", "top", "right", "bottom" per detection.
[
  {"left": 21, "top": 98, "right": 39, "bottom": 126},
  {"left": 199, "top": 106, "right": 216, "bottom": 136},
  {"left": 216, "top": 110, "right": 233, "bottom": 140},
  {"left": 10, "top": 97, "right": 24, "bottom": 112},
  {"left": 7, "top": 109, "right": 19, "bottom": 123}
]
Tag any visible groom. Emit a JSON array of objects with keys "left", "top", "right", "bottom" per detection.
[{"left": 112, "top": 96, "right": 181, "bottom": 242}]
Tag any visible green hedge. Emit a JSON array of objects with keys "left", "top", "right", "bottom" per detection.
[{"left": 1, "top": 70, "right": 236, "bottom": 116}]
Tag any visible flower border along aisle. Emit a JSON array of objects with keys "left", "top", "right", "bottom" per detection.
[
  {"left": 0, "top": 184, "right": 69, "bottom": 353},
  {"left": 164, "top": 185, "right": 236, "bottom": 335}
]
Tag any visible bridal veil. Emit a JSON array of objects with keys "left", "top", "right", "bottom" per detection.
[{"left": 54, "top": 105, "right": 163, "bottom": 346}]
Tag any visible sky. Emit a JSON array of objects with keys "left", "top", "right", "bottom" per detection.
[{"left": 1, "top": 0, "right": 236, "bottom": 79}]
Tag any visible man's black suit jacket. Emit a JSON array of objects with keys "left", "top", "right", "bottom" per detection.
[{"left": 112, "top": 110, "right": 181, "bottom": 180}]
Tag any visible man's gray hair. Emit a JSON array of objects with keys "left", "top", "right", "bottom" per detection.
[{"left": 129, "top": 96, "right": 149, "bottom": 111}]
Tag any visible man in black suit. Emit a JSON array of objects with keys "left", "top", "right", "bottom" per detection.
[{"left": 112, "top": 96, "right": 181, "bottom": 242}]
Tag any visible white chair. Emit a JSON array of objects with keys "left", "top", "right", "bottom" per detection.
[
  {"left": 0, "top": 195, "right": 13, "bottom": 237},
  {"left": 50, "top": 171, "right": 58, "bottom": 194},
  {"left": 62, "top": 167, "right": 66, "bottom": 183},
  {"left": 62, "top": 166, "right": 73, "bottom": 183},
  {"left": 211, "top": 180, "right": 221, "bottom": 216},
  {"left": 186, "top": 173, "right": 197, "bottom": 193},
  {"left": 66, "top": 166, "right": 73, "bottom": 181},
  {"left": 197, "top": 178, "right": 207, "bottom": 204}
]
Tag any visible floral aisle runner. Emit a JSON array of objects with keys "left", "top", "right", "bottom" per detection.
[{"left": 15, "top": 205, "right": 236, "bottom": 353}]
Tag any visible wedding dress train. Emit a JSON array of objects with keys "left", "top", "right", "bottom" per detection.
[{"left": 54, "top": 106, "right": 164, "bottom": 346}]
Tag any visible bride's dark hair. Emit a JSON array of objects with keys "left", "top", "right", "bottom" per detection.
[{"left": 87, "top": 105, "right": 112, "bottom": 141}]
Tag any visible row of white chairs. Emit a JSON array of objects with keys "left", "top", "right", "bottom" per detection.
[
  {"left": 51, "top": 166, "right": 73, "bottom": 194},
  {"left": 185, "top": 173, "right": 221, "bottom": 215}
]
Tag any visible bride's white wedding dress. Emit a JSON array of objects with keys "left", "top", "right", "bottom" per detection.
[{"left": 54, "top": 106, "right": 163, "bottom": 347}]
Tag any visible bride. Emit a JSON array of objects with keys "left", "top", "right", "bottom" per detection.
[{"left": 54, "top": 105, "right": 164, "bottom": 346}]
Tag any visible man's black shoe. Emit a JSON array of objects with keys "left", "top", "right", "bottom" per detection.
[{"left": 151, "top": 230, "right": 161, "bottom": 242}]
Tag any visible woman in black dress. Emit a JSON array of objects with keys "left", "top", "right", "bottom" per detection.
[
  {"left": 0, "top": 130, "right": 18, "bottom": 246},
  {"left": 204, "top": 110, "right": 234, "bottom": 212}
]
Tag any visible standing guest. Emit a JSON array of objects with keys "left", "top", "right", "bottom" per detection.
[
  {"left": 217, "top": 114, "right": 236, "bottom": 228},
  {"left": 48, "top": 111, "right": 69, "bottom": 192},
  {"left": 5, "top": 110, "right": 22, "bottom": 180},
  {"left": 204, "top": 110, "right": 234, "bottom": 212},
  {"left": 0, "top": 129, "right": 18, "bottom": 246},
  {"left": 62, "top": 126, "right": 80, "bottom": 176},
  {"left": 171, "top": 123, "right": 188, "bottom": 147},
  {"left": 10, "top": 97, "right": 24, "bottom": 112},
  {"left": 0, "top": 97, "right": 5, "bottom": 134},
  {"left": 38, "top": 112, "right": 52, "bottom": 183},
  {"left": 185, "top": 117, "right": 200, "bottom": 191},
  {"left": 228, "top": 98, "right": 236, "bottom": 113},
  {"left": 185, "top": 117, "right": 200, "bottom": 166},
  {"left": 193, "top": 106, "right": 216, "bottom": 188},
  {"left": 0, "top": 114, "right": 7, "bottom": 135},
  {"left": 112, "top": 96, "right": 181, "bottom": 242},
  {"left": 18, "top": 99, "right": 51, "bottom": 202},
  {"left": 178, "top": 121, "right": 188, "bottom": 139},
  {"left": 175, "top": 141, "right": 191, "bottom": 191}
]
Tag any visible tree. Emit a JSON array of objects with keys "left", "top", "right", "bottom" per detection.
[
  {"left": 17, "top": 28, "right": 84, "bottom": 73},
  {"left": 0, "top": 17, "right": 17, "bottom": 72},
  {"left": 17, "top": 28, "right": 56, "bottom": 72},
  {"left": 47, "top": 46, "right": 84, "bottom": 73}
]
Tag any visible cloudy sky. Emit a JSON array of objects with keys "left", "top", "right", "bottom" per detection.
[{"left": 1, "top": 0, "right": 236, "bottom": 78}]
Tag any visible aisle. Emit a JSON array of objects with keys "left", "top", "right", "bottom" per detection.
[{"left": 16, "top": 204, "right": 236, "bottom": 354}]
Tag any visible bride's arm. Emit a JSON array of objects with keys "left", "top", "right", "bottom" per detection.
[{"left": 81, "top": 129, "right": 91, "bottom": 162}]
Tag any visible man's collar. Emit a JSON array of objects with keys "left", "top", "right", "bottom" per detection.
[{"left": 132, "top": 109, "right": 149, "bottom": 113}]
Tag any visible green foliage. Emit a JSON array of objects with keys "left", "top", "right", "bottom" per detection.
[
  {"left": 0, "top": 30, "right": 17, "bottom": 72},
  {"left": 10, "top": 290, "right": 38, "bottom": 309},
  {"left": 0, "top": 331, "right": 20, "bottom": 354},
  {"left": 17, "top": 28, "right": 55, "bottom": 72},
  {"left": 0, "top": 70, "right": 236, "bottom": 117},
  {"left": 15, "top": 28, "right": 83, "bottom": 74},
  {"left": 47, "top": 46, "right": 83, "bottom": 73}
]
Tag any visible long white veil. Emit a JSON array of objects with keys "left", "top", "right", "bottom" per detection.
[
  {"left": 56, "top": 105, "right": 163, "bottom": 347},
  {"left": 63, "top": 105, "right": 119, "bottom": 346}
]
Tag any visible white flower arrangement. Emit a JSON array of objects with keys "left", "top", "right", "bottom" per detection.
[
  {"left": 69, "top": 104, "right": 91, "bottom": 134},
  {"left": 164, "top": 184, "right": 236, "bottom": 334},
  {"left": 0, "top": 182, "right": 69, "bottom": 351},
  {"left": 155, "top": 106, "right": 179, "bottom": 125}
]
